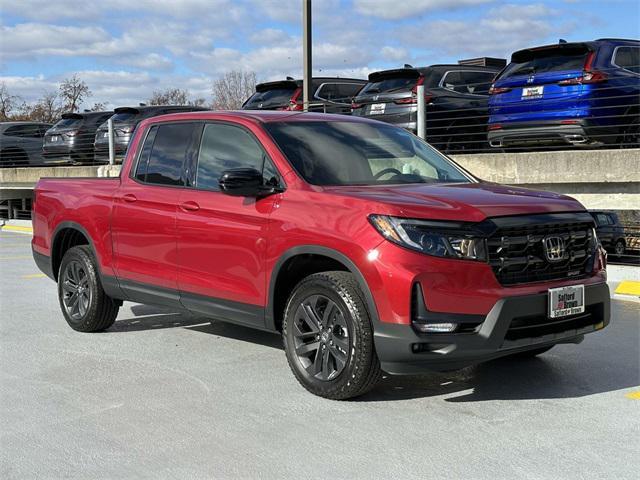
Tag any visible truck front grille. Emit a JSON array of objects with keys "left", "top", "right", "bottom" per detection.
[{"left": 487, "top": 220, "right": 595, "bottom": 286}]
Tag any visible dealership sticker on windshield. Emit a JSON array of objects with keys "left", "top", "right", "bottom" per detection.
[
  {"left": 549, "top": 284, "right": 585, "bottom": 318},
  {"left": 522, "top": 86, "right": 544, "bottom": 99},
  {"left": 369, "top": 103, "right": 386, "bottom": 115}
]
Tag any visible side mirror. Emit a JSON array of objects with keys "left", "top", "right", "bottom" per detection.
[{"left": 219, "top": 168, "right": 281, "bottom": 197}]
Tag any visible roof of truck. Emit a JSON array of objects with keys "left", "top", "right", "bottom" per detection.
[{"left": 145, "top": 109, "right": 381, "bottom": 125}]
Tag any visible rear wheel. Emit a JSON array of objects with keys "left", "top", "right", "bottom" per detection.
[
  {"left": 58, "top": 245, "right": 119, "bottom": 332},
  {"left": 283, "top": 271, "right": 381, "bottom": 400}
]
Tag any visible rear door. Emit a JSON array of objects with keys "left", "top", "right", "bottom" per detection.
[
  {"left": 176, "top": 122, "right": 281, "bottom": 328},
  {"left": 490, "top": 44, "right": 592, "bottom": 121},
  {"left": 112, "top": 122, "right": 200, "bottom": 304}
]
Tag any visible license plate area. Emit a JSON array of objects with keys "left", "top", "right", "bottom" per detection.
[
  {"left": 548, "top": 284, "right": 585, "bottom": 319},
  {"left": 50, "top": 135, "right": 59, "bottom": 142},
  {"left": 369, "top": 103, "right": 386, "bottom": 115},
  {"left": 522, "top": 86, "right": 544, "bottom": 99}
]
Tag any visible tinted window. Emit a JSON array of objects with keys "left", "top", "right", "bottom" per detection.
[
  {"left": 135, "top": 123, "right": 199, "bottom": 186},
  {"left": 54, "top": 117, "right": 83, "bottom": 129},
  {"left": 244, "top": 88, "right": 297, "bottom": 109},
  {"left": 615, "top": 46, "right": 640, "bottom": 74},
  {"left": 315, "top": 83, "right": 364, "bottom": 102},
  {"left": 595, "top": 214, "right": 611, "bottom": 225},
  {"left": 360, "top": 75, "right": 417, "bottom": 95},
  {"left": 442, "top": 71, "right": 494, "bottom": 94},
  {"left": 195, "top": 123, "right": 274, "bottom": 190},
  {"left": 501, "top": 46, "right": 590, "bottom": 78},
  {"left": 111, "top": 112, "right": 139, "bottom": 123},
  {"left": 4, "top": 124, "right": 45, "bottom": 138},
  {"left": 265, "top": 121, "right": 470, "bottom": 186}
]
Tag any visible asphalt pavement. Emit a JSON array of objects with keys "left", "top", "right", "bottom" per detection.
[{"left": 1, "top": 230, "right": 639, "bottom": 480}]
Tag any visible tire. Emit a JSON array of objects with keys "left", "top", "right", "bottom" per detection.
[
  {"left": 508, "top": 345, "right": 554, "bottom": 359},
  {"left": 57, "top": 245, "right": 119, "bottom": 332},
  {"left": 282, "top": 271, "right": 381, "bottom": 400},
  {"left": 614, "top": 239, "right": 626, "bottom": 256}
]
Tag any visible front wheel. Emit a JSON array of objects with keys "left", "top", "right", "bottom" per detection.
[
  {"left": 614, "top": 239, "right": 626, "bottom": 256},
  {"left": 58, "top": 245, "right": 119, "bottom": 332},
  {"left": 282, "top": 271, "right": 381, "bottom": 400}
]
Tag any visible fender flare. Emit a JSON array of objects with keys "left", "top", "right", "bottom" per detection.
[
  {"left": 51, "top": 221, "right": 124, "bottom": 299},
  {"left": 265, "top": 245, "right": 380, "bottom": 331}
]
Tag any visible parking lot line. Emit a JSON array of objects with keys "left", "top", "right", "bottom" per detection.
[
  {"left": 615, "top": 281, "right": 640, "bottom": 297},
  {"left": 625, "top": 391, "right": 640, "bottom": 400},
  {"left": 21, "top": 273, "right": 47, "bottom": 279},
  {"left": 0, "top": 255, "right": 33, "bottom": 260},
  {"left": 0, "top": 225, "right": 33, "bottom": 233}
]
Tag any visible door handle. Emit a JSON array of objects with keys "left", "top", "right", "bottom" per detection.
[
  {"left": 180, "top": 201, "right": 200, "bottom": 212},
  {"left": 122, "top": 193, "right": 137, "bottom": 203}
]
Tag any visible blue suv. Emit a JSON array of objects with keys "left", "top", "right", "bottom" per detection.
[{"left": 488, "top": 39, "right": 640, "bottom": 148}]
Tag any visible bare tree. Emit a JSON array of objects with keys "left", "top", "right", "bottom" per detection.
[
  {"left": 89, "top": 102, "right": 107, "bottom": 112},
  {"left": 59, "top": 75, "right": 91, "bottom": 112},
  {"left": 0, "top": 83, "right": 21, "bottom": 121},
  {"left": 148, "top": 88, "right": 206, "bottom": 107},
  {"left": 211, "top": 71, "right": 257, "bottom": 110}
]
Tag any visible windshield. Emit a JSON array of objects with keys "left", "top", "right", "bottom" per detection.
[
  {"left": 244, "top": 88, "right": 296, "bottom": 109},
  {"left": 265, "top": 121, "right": 473, "bottom": 186},
  {"left": 54, "top": 118, "right": 83, "bottom": 129},
  {"left": 110, "top": 112, "right": 138, "bottom": 123},
  {"left": 501, "top": 47, "right": 589, "bottom": 78},
  {"left": 360, "top": 76, "right": 417, "bottom": 95}
]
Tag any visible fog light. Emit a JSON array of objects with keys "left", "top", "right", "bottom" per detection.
[{"left": 413, "top": 323, "right": 458, "bottom": 333}]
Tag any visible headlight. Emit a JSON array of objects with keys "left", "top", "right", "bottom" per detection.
[{"left": 369, "top": 215, "right": 487, "bottom": 261}]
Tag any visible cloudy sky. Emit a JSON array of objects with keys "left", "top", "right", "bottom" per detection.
[{"left": 1, "top": 0, "right": 639, "bottom": 109}]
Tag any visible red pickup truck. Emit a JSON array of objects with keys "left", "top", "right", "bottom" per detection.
[{"left": 32, "top": 111, "right": 610, "bottom": 399}]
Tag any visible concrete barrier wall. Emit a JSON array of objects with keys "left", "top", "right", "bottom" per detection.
[{"left": 451, "top": 148, "right": 640, "bottom": 210}]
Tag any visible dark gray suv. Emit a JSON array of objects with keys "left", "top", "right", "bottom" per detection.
[
  {"left": 43, "top": 111, "right": 113, "bottom": 165},
  {"left": 94, "top": 105, "right": 207, "bottom": 163},
  {"left": 351, "top": 64, "right": 501, "bottom": 152}
]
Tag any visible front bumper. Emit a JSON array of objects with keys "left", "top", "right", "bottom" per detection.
[{"left": 374, "top": 282, "right": 610, "bottom": 374}]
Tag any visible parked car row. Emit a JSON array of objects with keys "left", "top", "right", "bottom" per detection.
[
  {"left": 1, "top": 105, "right": 206, "bottom": 167},
  {"left": 2, "top": 38, "right": 638, "bottom": 166},
  {"left": 242, "top": 38, "right": 639, "bottom": 153}
]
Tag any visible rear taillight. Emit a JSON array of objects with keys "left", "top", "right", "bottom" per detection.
[
  {"left": 489, "top": 84, "right": 511, "bottom": 95},
  {"left": 557, "top": 70, "right": 607, "bottom": 85},
  {"left": 351, "top": 102, "right": 363, "bottom": 110},
  {"left": 394, "top": 97, "right": 416, "bottom": 105},
  {"left": 288, "top": 87, "right": 304, "bottom": 111},
  {"left": 488, "top": 124, "right": 502, "bottom": 131},
  {"left": 557, "top": 51, "right": 607, "bottom": 85},
  {"left": 410, "top": 75, "right": 425, "bottom": 95}
]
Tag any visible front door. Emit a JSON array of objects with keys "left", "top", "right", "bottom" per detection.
[{"left": 176, "top": 122, "right": 281, "bottom": 328}]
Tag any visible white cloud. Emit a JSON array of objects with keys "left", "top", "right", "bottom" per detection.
[
  {"left": 353, "top": 0, "right": 493, "bottom": 20},
  {"left": 380, "top": 46, "right": 409, "bottom": 62}
]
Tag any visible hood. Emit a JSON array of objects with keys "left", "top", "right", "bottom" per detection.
[{"left": 323, "top": 182, "right": 584, "bottom": 222}]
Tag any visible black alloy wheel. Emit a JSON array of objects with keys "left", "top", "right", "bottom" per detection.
[
  {"left": 292, "top": 294, "right": 350, "bottom": 381},
  {"left": 61, "top": 260, "right": 91, "bottom": 320}
]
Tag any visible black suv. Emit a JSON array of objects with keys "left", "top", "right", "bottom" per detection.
[
  {"left": 243, "top": 77, "right": 366, "bottom": 115},
  {"left": 43, "top": 111, "right": 114, "bottom": 165},
  {"left": 590, "top": 211, "right": 628, "bottom": 256},
  {"left": 94, "top": 105, "right": 207, "bottom": 163},
  {"left": 351, "top": 63, "right": 502, "bottom": 152}
]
